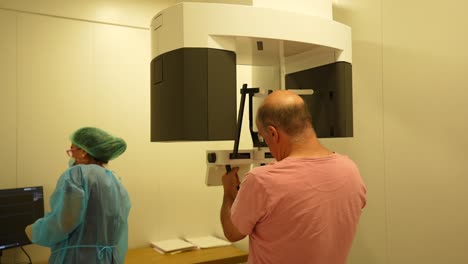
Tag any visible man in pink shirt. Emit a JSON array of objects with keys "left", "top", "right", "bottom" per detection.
[{"left": 220, "top": 90, "right": 366, "bottom": 264}]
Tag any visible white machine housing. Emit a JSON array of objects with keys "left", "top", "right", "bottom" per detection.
[
  {"left": 205, "top": 149, "right": 275, "bottom": 186},
  {"left": 151, "top": 1, "right": 351, "bottom": 70}
]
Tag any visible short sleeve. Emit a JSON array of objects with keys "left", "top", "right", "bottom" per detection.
[{"left": 231, "top": 172, "right": 269, "bottom": 235}]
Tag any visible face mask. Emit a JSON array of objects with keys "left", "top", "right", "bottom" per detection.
[{"left": 68, "top": 157, "right": 76, "bottom": 167}]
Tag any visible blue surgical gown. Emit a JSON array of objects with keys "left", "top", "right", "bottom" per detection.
[{"left": 32, "top": 164, "right": 131, "bottom": 264}]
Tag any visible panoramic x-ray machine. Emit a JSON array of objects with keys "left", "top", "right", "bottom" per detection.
[{"left": 149, "top": 1, "right": 353, "bottom": 186}]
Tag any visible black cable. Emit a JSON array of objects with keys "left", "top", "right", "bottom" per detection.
[{"left": 20, "top": 246, "right": 32, "bottom": 264}]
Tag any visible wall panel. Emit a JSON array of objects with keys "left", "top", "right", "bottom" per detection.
[
  {"left": 330, "top": 1, "right": 386, "bottom": 263},
  {"left": 0, "top": 10, "right": 17, "bottom": 189},
  {"left": 383, "top": 1, "right": 468, "bottom": 263}
]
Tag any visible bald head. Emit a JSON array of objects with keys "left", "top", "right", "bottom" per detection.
[
  {"left": 256, "top": 90, "right": 314, "bottom": 138},
  {"left": 263, "top": 90, "right": 304, "bottom": 107}
]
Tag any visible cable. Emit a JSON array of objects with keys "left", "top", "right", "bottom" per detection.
[{"left": 20, "top": 246, "right": 32, "bottom": 264}]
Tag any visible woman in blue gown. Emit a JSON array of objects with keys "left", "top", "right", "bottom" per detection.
[{"left": 26, "top": 127, "right": 131, "bottom": 264}]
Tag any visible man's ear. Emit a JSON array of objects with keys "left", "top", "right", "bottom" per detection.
[{"left": 267, "top": 125, "right": 279, "bottom": 143}]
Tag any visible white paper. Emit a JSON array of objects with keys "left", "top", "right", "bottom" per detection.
[
  {"left": 150, "top": 239, "right": 197, "bottom": 253},
  {"left": 184, "top": 236, "right": 232, "bottom": 249}
]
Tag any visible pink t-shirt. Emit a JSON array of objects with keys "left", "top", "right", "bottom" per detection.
[{"left": 231, "top": 153, "right": 366, "bottom": 264}]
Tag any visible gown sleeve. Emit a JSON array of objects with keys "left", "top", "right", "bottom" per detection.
[
  {"left": 115, "top": 182, "right": 131, "bottom": 262},
  {"left": 32, "top": 167, "right": 87, "bottom": 247}
]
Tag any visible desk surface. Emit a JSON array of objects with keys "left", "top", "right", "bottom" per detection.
[
  {"left": 35, "top": 245, "right": 248, "bottom": 264},
  {"left": 125, "top": 246, "right": 248, "bottom": 264}
]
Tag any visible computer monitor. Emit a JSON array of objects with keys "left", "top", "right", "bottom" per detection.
[{"left": 0, "top": 186, "right": 44, "bottom": 252}]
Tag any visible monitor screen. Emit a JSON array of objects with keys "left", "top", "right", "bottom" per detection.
[{"left": 0, "top": 186, "right": 44, "bottom": 251}]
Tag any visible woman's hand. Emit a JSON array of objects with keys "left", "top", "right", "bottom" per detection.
[{"left": 25, "top": 224, "right": 33, "bottom": 242}]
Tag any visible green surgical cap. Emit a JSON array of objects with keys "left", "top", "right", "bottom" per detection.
[{"left": 70, "top": 127, "right": 127, "bottom": 162}]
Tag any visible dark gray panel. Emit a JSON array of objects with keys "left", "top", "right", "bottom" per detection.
[
  {"left": 285, "top": 62, "right": 353, "bottom": 138},
  {"left": 337, "top": 62, "right": 353, "bottom": 136},
  {"left": 153, "top": 56, "right": 163, "bottom": 84},
  {"left": 151, "top": 59, "right": 166, "bottom": 141},
  {"left": 151, "top": 50, "right": 184, "bottom": 141},
  {"left": 150, "top": 48, "right": 237, "bottom": 141},
  {"left": 207, "top": 49, "right": 236, "bottom": 140},
  {"left": 183, "top": 49, "right": 208, "bottom": 140}
]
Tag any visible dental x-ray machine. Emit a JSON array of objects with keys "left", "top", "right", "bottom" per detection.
[{"left": 149, "top": 0, "right": 353, "bottom": 186}]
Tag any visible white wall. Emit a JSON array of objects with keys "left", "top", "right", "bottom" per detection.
[
  {"left": 2, "top": 0, "right": 468, "bottom": 264},
  {"left": 382, "top": 1, "right": 468, "bottom": 263},
  {"left": 0, "top": 9, "right": 17, "bottom": 189},
  {"left": 0, "top": 10, "right": 20, "bottom": 263},
  {"left": 0, "top": 0, "right": 177, "bottom": 28},
  {"left": 331, "top": 0, "right": 386, "bottom": 263},
  {"left": 333, "top": 0, "right": 468, "bottom": 263}
]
